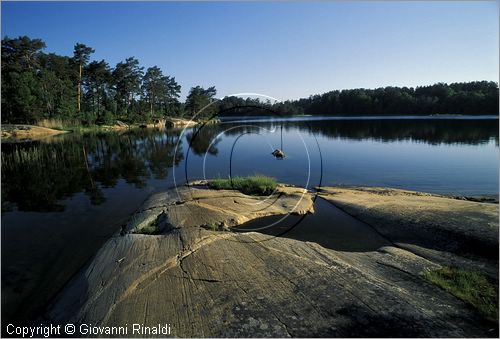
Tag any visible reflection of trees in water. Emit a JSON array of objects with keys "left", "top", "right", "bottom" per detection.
[
  {"left": 1, "top": 129, "right": 183, "bottom": 212},
  {"left": 147, "top": 134, "right": 184, "bottom": 179},
  {"left": 2, "top": 119, "right": 497, "bottom": 212},
  {"left": 222, "top": 119, "right": 499, "bottom": 145},
  {"left": 185, "top": 125, "right": 222, "bottom": 156}
]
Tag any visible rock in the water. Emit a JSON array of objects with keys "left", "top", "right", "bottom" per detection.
[
  {"left": 115, "top": 120, "right": 128, "bottom": 127},
  {"left": 272, "top": 149, "right": 285, "bottom": 158},
  {"left": 164, "top": 117, "right": 198, "bottom": 128}
]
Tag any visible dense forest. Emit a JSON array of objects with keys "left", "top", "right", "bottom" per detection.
[
  {"left": 278, "top": 81, "right": 499, "bottom": 116},
  {"left": 220, "top": 81, "right": 499, "bottom": 117},
  {"left": 2, "top": 36, "right": 499, "bottom": 125},
  {"left": 1, "top": 36, "right": 217, "bottom": 124}
]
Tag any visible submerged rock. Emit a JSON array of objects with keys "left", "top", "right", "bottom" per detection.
[{"left": 272, "top": 149, "right": 285, "bottom": 158}]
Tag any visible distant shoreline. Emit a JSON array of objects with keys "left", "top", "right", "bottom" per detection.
[{"left": 219, "top": 114, "right": 499, "bottom": 122}]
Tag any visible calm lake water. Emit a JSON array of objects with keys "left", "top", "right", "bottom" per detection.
[{"left": 1, "top": 116, "right": 499, "bottom": 324}]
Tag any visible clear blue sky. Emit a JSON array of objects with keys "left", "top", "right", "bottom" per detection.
[{"left": 2, "top": 1, "right": 498, "bottom": 100}]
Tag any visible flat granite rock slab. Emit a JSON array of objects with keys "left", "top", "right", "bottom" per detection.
[
  {"left": 318, "top": 186, "right": 499, "bottom": 276},
  {"left": 43, "top": 186, "right": 498, "bottom": 337}
]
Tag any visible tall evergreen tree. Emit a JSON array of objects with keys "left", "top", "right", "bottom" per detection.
[
  {"left": 2, "top": 36, "right": 46, "bottom": 122},
  {"left": 142, "top": 66, "right": 181, "bottom": 120},
  {"left": 1, "top": 35, "right": 498, "bottom": 125},
  {"left": 112, "top": 57, "right": 143, "bottom": 120},
  {"left": 38, "top": 53, "right": 76, "bottom": 119},
  {"left": 185, "top": 86, "right": 217, "bottom": 118},
  {"left": 73, "top": 43, "right": 94, "bottom": 116},
  {"left": 83, "top": 60, "right": 112, "bottom": 122}
]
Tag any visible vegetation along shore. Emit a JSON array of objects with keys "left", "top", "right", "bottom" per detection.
[{"left": 2, "top": 36, "right": 498, "bottom": 132}]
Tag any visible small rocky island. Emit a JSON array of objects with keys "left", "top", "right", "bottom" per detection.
[{"left": 43, "top": 182, "right": 498, "bottom": 337}]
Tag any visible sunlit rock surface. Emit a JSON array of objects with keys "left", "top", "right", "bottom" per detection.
[
  {"left": 318, "top": 186, "right": 499, "bottom": 277},
  {"left": 44, "top": 185, "right": 498, "bottom": 337}
]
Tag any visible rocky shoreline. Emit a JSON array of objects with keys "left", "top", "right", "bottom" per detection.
[
  {"left": 1, "top": 124, "right": 67, "bottom": 142},
  {"left": 1, "top": 118, "right": 199, "bottom": 142},
  {"left": 42, "top": 185, "right": 498, "bottom": 337},
  {"left": 317, "top": 187, "right": 499, "bottom": 278}
]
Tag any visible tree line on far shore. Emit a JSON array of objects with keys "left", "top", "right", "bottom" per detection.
[
  {"left": 2, "top": 36, "right": 498, "bottom": 125},
  {"left": 272, "top": 81, "right": 499, "bottom": 117},
  {"left": 220, "top": 81, "right": 499, "bottom": 117}
]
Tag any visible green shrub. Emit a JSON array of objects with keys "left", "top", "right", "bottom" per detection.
[
  {"left": 206, "top": 222, "right": 219, "bottom": 232},
  {"left": 423, "top": 266, "right": 498, "bottom": 321},
  {"left": 209, "top": 175, "right": 277, "bottom": 196},
  {"left": 100, "top": 111, "right": 116, "bottom": 125},
  {"left": 132, "top": 219, "right": 161, "bottom": 235}
]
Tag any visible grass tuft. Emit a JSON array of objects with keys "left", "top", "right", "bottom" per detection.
[
  {"left": 132, "top": 219, "right": 161, "bottom": 235},
  {"left": 423, "top": 266, "right": 498, "bottom": 321},
  {"left": 209, "top": 175, "right": 277, "bottom": 196},
  {"left": 205, "top": 222, "right": 219, "bottom": 232}
]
